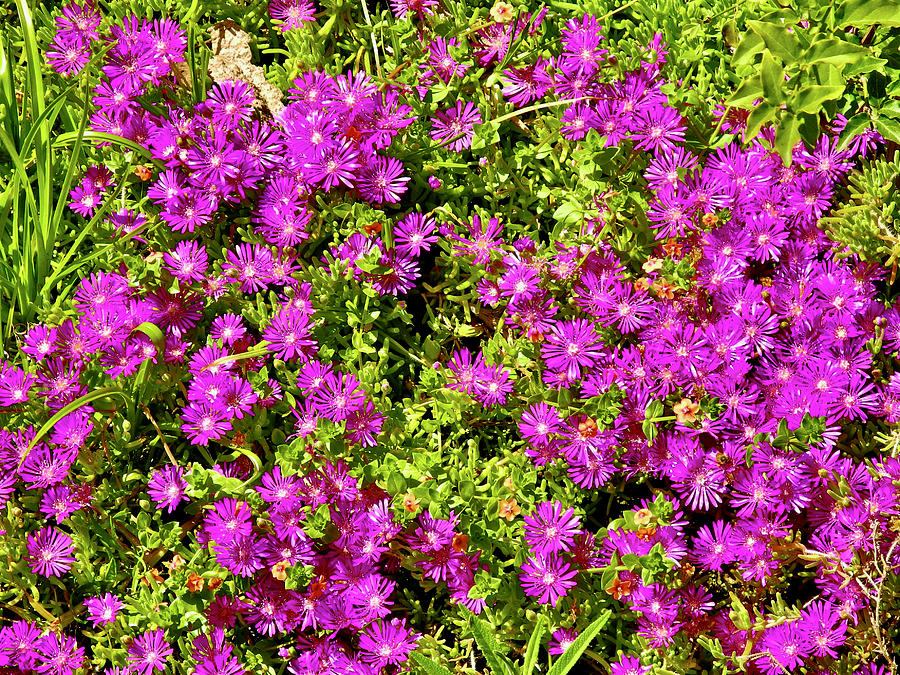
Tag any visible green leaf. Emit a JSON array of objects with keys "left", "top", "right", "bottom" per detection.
[
  {"left": 24, "top": 387, "right": 129, "bottom": 459},
  {"left": 744, "top": 102, "right": 777, "bottom": 141},
  {"left": 522, "top": 615, "right": 548, "bottom": 675},
  {"left": 874, "top": 117, "right": 900, "bottom": 144},
  {"left": 547, "top": 611, "right": 611, "bottom": 675},
  {"left": 410, "top": 653, "right": 454, "bottom": 675},
  {"left": 803, "top": 38, "right": 870, "bottom": 66},
  {"left": 836, "top": 113, "right": 871, "bottom": 150},
  {"left": 775, "top": 113, "right": 801, "bottom": 165},
  {"left": 731, "top": 31, "right": 764, "bottom": 67},
  {"left": 747, "top": 20, "right": 802, "bottom": 63},
  {"left": 837, "top": 0, "right": 900, "bottom": 27},
  {"left": 843, "top": 54, "right": 888, "bottom": 78},
  {"left": 725, "top": 75, "right": 763, "bottom": 108},
  {"left": 791, "top": 85, "right": 845, "bottom": 114},
  {"left": 132, "top": 322, "right": 166, "bottom": 355},
  {"left": 471, "top": 616, "right": 515, "bottom": 675},
  {"left": 760, "top": 51, "right": 785, "bottom": 103}
]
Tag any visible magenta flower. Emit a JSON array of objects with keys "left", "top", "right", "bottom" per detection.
[
  {"left": 26, "top": 526, "right": 76, "bottom": 577},
  {"left": 519, "top": 402, "right": 564, "bottom": 444},
  {"left": 540, "top": 318, "right": 606, "bottom": 381},
  {"left": 431, "top": 101, "right": 481, "bottom": 152},
  {"left": 519, "top": 553, "right": 578, "bottom": 607},
  {"left": 35, "top": 632, "right": 85, "bottom": 675},
  {"left": 127, "top": 629, "right": 172, "bottom": 675},
  {"left": 523, "top": 501, "right": 581, "bottom": 555},
  {"left": 84, "top": 593, "right": 124, "bottom": 627},
  {"left": 147, "top": 465, "right": 189, "bottom": 513},
  {"left": 358, "top": 618, "right": 420, "bottom": 668}
]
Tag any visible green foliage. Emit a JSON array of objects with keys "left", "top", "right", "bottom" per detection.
[
  {"left": 820, "top": 150, "right": 900, "bottom": 266},
  {"left": 725, "top": 0, "right": 900, "bottom": 162}
]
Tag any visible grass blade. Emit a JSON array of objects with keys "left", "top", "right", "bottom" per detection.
[{"left": 546, "top": 611, "right": 611, "bottom": 675}]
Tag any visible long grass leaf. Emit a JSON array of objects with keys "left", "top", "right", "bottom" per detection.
[
  {"left": 546, "top": 611, "right": 611, "bottom": 675},
  {"left": 24, "top": 386, "right": 128, "bottom": 458}
]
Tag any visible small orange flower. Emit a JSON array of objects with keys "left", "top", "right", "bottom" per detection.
[
  {"left": 134, "top": 165, "right": 152, "bottom": 181},
  {"left": 653, "top": 279, "right": 676, "bottom": 300},
  {"left": 605, "top": 574, "right": 635, "bottom": 600},
  {"left": 403, "top": 492, "right": 420, "bottom": 514},
  {"left": 141, "top": 568, "right": 164, "bottom": 586},
  {"left": 635, "top": 525, "right": 657, "bottom": 541},
  {"left": 662, "top": 238, "right": 683, "bottom": 257},
  {"left": 498, "top": 498, "right": 521, "bottom": 521},
  {"left": 364, "top": 222, "right": 383, "bottom": 236},
  {"left": 633, "top": 277, "right": 651, "bottom": 292},
  {"left": 272, "top": 560, "right": 290, "bottom": 581},
  {"left": 701, "top": 213, "right": 719, "bottom": 228},
  {"left": 309, "top": 576, "right": 328, "bottom": 600},
  {"left": 502, "top": 476, "right": 516, "bottom": 492},
  {"left": 452, "top": 533, "right": 469, "bottom": 553},
  {"left": 207, "top": 576, "right": 223, "bottom": 591},
  {"left": 673, "top": 397, "right": 700, "bottom": 424},
  {"left": 186, "top": 572, "right": 205, "bottom": 593}
]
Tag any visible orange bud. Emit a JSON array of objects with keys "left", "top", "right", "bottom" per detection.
[
  {"left": 403, "top": 492, "right": 420, "bottom": 514},
  {"left": 186, "top": 572, "right": 205, "bottom": 593},
  {"left": 451, "top": 533, "right": 469, "bottom": 553}
]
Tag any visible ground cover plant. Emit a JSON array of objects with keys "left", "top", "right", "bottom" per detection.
[{"left": 2, "top": 0, "right": 900, "bottom": 673}]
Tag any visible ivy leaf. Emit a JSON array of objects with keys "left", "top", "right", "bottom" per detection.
[
  {"left": 744, "top": 101, "right": 777, "bottom": 141},
  {"left": 725, "top": 74, "right": 763, "bottom": 108},
  {"left": 791, "top": 85, "right": 845, "bottom": 114},
  {"left": 843, "top": 54, "right": 888, "bottom": 78},
  {"left": 747, "top": 20, "right": 801, "bottom": 64},
  {"left": 874, "top": 117, "right": 900, "bottom": 144},
  {"left": 731, "top": 31, "right": 764, "bottom": 66},
  {"left": 775, "top": 113, "right": 801, "bottom": 165},
  {"left": 837, "top": 0, "right": 900, "bottom": 27},
  {"left": 836, "top": 113, "right": 871, "bottom": 150},
  {"left": 803, "top": 38, "right": 870, "bottom": 67},
  {"left": 760, "top": 51, "right": 785, "bottom": 103}
]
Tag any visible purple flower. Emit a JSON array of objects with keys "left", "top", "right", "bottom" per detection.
[
  {"left": 269, "top": 0, "right": 316, "bottom": 30},
  {"left": 609, "top": 654, "right": 651, "bottom": 675},
  {"left": 127, "top": 629, "right": 172, "bottom": 675},
  {"left": 147, "top": 465, "right": 189, "bottom": 513},
  {"left": 263, "top": 305, "right": 316, "bottom": 361},
  {"left": 207, "top": 80, "right": 255, "bottom": 129},
  {"left": 431, "top": 101, "right": 481, "bottom": 152},
  {"left": 163, "top": 241, "right": 208, "bottom": 284},
  {"left": 540, "top": 318, "right": 605, "bottom": 381},
  {"left": 357, "top": 156, "right": 409, "bottom": 204},
  {"left": 519, "top": 553, "right": 578, "bottom": 607},
  {"left": 35, "top": 632, "right": 84, "bottom": 675},
  {"left": 26, "top": 526, "right": 76, "bottom": 577},
  {"left": 181, "top": 403, "right": 232, "bottom": 446},
  {"left": 358, "top": 618, "right": 420, "bottom": 669},
  {"left": 304, "top": 141, "right": 359, "bottom": 190},
  {"left": 523, "top": 501, "right": 581, "bottom": 555},
  {"left": 84, "top": 593, "right": 124, "bottom": 627}
]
